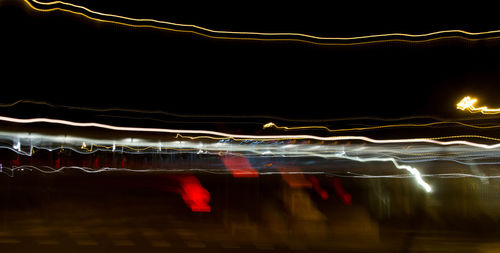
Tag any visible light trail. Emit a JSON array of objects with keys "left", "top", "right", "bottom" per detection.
[
  {"left": 4, "top": 130, "right": 499, "bottom": 163},
  {"left": 2, "top": 129, "right": 500, "bottom": 193},
  {"left": 23, "top": 0, "right": 500, "bottom": 45},
  {"left": 5, "top": 99, "right": 500, "bottom": 123},
  {"left": 0, "top": 131, "right": 499, "bottom": 194},
  {"left": 176, "top": 133, "right": 500, "bottom": 149},
  {"left": 5, "top": 114, "right": 500, "bottom": 193},
  {"left": 457, "top": 96, "right": 500, "bottom": 114},
  {"left": 334, "top": 151, "right": 432, "bottom": 192},
  {"left": 3, "top": 115, "right": 500, "bottom": 149},
  {"left": 0, "top": 125, "right": 439, "bottom": 192},
  {"left": 263, "top": 121, "right": 500, "bottom": 132},
  {"left": 4, "top": 165, "right": 500, "bottom": 181},
  {"left": 0, "top": 165, "right": 246, "bottom": 176},
  {"left": 5, "top": 115, "right": 500, "bottom": 150}
]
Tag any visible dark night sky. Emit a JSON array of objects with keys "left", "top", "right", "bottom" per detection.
[{"left": 2, "top": 0, "right": 500, "bottom": 120}]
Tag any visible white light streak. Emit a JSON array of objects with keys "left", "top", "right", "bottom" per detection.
[{"left": 5, "top": 115, "right": 500, "bottom": 192}]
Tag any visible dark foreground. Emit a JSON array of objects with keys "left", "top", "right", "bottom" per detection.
[{"left": 2, "top": 171, "right": 500, "bottom": 253}]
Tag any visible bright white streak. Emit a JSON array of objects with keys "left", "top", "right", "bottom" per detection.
[
  {"left": 298, "top": 151, "right": 432, "bottom": 192},
  {"left": 0, "top": 115, "right": 499, "bottom": 149}
]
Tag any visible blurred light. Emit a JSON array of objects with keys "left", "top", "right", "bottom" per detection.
[
  {"left": 457, "top": 96, "right": 500, "bottom": 114},
  {"left": 177, "top": 176, "right": 211, "bottom": 212},
  {"left": 221, "top": 155, "right": 259, "bottom": 178}
]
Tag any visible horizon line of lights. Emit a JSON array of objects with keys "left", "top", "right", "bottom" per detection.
[
  {"left": 7, "top": 126, "right": 500, "bottom": 192},
  {"left": 6, "top": 114, "right": 500, "bottom": 193},
  {"left": 23, "top": 0, "right": 500, "bottom": 45},
  {"left": 0, "top": 131, "right": 435, "bottom": 193},
  {"left": 3, "top": 94, "right": 500, "bottom": 193},
  {"left": 457, "top": 96, "right": 500, "bottom": 114},
  {"left": 0, "top": 116, "right": 442, "bottom": 192}
]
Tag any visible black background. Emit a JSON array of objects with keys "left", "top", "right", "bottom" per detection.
[
  {"left": 2, "top": 3, "right": 500, "bottom": 252},
  {"left": 2, "top": 0, "right": 500, "bottom": 120}
]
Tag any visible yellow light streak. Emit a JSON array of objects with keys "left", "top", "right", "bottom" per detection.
[
  {"left": 177, "top": 133, "right": 500, "bottom": 144},
  {"left": 263, "top": 121, "right": 500, "bottom": 132},
  {"left": 23, "top": 0, "right": 500, "bottom": 45},
  {"left": 78, "top": 142, "right": 200, "bottom": 153},
  {"left": 50, "top": 142, "right": 199, "bottom": 154},
  {"left": 457, "top": 96, "right": 500, "bottom": 114}
]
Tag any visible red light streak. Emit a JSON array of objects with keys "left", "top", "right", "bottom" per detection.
[
  {"left": 221, "top": 155, "right": 258, "bottom": 178},
  {"left": 177, "top": 175, "right": 211, "bottom": 212},
  {"left": 332, "top": 178, "right": 352, "bottom": 205}
]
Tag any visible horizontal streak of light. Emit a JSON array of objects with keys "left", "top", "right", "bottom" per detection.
[
  {"left": 0, "top": 165, "right": 254, "bottom": 176},
  {"left": 176, "top": 133, "right": 500, "bottom": 149},
  {"left": 4, "top": 135, "right": 498, "bottom": 192},
  {"left": 0, "top": 129, "right": 439, "bottom": 191},
  {"left": 24, "top": 0, "right": 500, "bottom": 45},
  {"left": 315, "top": 151, "right": 431, "bottom": 192},
  {"left": 0, "top": 162, "right": 432, "bottom": 193},
  {"left": 3, "top": 115, "right": 500, "bottom": 149},
  {"left": 4, "top": 165, "right": 498, "bottom": 180},
  {"left": 4, "top": 99, "right": 499, "bottom": 123},
  {"left": 5, "top": 131, "right": 500, "bottom": 165},
  {"left": 5, "top": 141, "right": 500, "bottom": 167},
  {"left": 6, "top": 114, "right": 500, "bottom": 193},
  {"left": 336, "top": 172, "right": 500, "bottom": 179},
  {"left": 263, "top": 121, "right": 500, "bottom": 133},
  {"left": 6, "top": 131, "right": 500, "bottom": 192}
]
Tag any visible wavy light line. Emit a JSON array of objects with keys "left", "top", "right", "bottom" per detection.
[
  {"left": 7, "top": 122, "right": 500, "bottom": 193},
  {"left": 2, "top": 115, "right": 500, "bottom": 149},
  {"left": 263, "top": 121, "right": 500, "bottom": 133},
  {"left": 5, "top": 114, "right": 500, "bottom": 193},
  {"left": 335, "top": 152, "right": 432, "bottom": 192},
  {"left": 5, "top": 99, "right": 500, "bottom": 123},
  {"left": 23, "top": 0, "right": 500, "bottom": 45}
]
